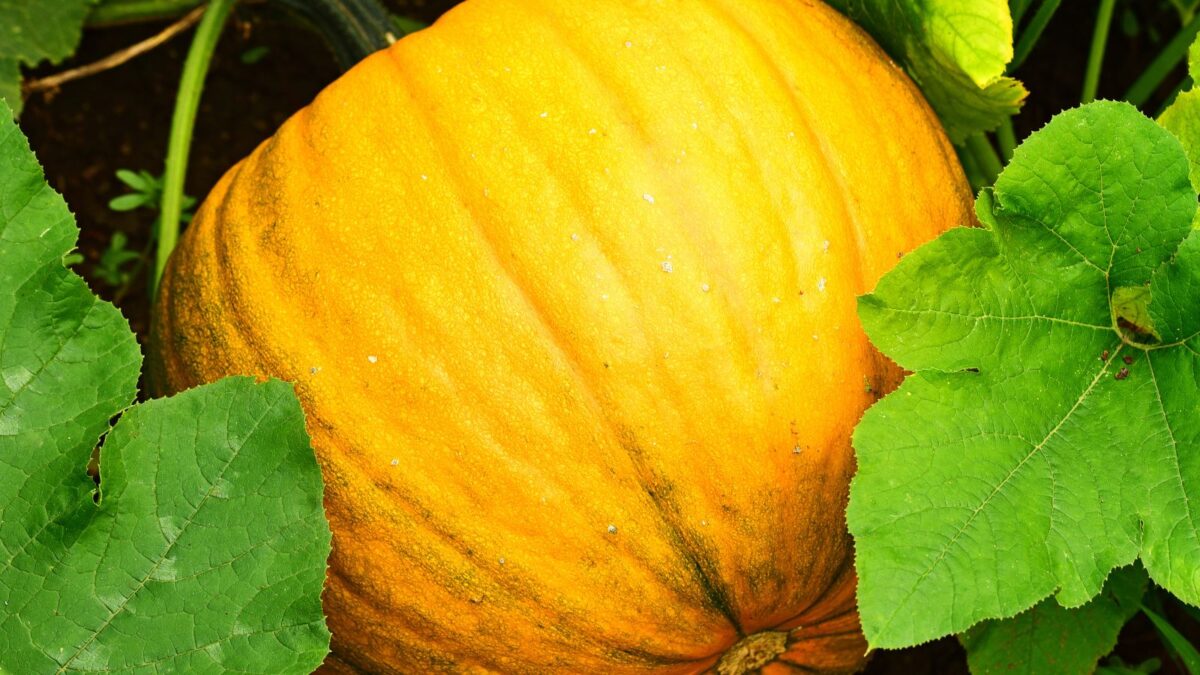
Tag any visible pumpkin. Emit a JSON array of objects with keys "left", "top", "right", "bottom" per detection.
[{"left": 151, "top": 0, "right": 972, "bottom": 671}]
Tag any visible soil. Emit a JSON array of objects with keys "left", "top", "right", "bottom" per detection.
[{"left": 14, "top": 0, "right": 1200, "bottom": 672}]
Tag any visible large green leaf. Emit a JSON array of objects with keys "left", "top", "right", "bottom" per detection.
[
  {"left": 0, "top": 0, "right": 97, "bottom": 114},
  {"left": 0, "top": 98, "right": 331, "bottom": 673},
  {"left": 826, "top": 0, "right": 1026, "bottom": 143},
  {"left": 848, "top": 101, "right": 1200, "bottom": 648}
]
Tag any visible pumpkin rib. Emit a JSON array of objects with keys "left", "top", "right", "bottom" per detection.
[
  {"left": 771, "top": 0, "right": 972, "bottom": 272},
  {"left": 388, "top": 30, "right": 752, "bottom": 640},
  {"left": 282, "top": 59, "right": 676, "bottom": 657},
  {"left": 489, "top": 2, "right": 782, "bottom": 637},
  {"left": 360, "top": 26, "right": 759, "bottom": 664},
  {"left": 702, "top": 0, "right": 870, "bottom": 302},
  {"left": 635, "top": 0, "right": 869, "bottom": 631},
  {"left": 768, "top": 543, "right": 856, "bottom": 632},
  {"left": 500, "top": 1, "right": 863, "bottom": 636},
  {"left": 388, "top": 6, "right": 809, "bottom": 640},
  {"left": 502, "top": 0, "right": 774, "bottom": 405},
  {"left": 209, "top": 148, "right": 303, "bottom": 386},
  {"left": 503, "top": 0, "right": 780, "bottom": 427},
  {"left": 647, "top": 0, "right": 815, "bottom": 328}
]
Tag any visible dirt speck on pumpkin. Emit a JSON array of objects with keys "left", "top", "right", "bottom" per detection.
[
  {"left": 368, "top": 355, "right": 379, "bottom": 363},
  {"left": 607, "top": 524, "right": 618, "bottom": 534},
  {"left": 643, "top": 192, "right": 655, "bottom": 204},
  {"left": 701, "top": 283, "right": 711, "bottom": 292},
  {"left": 661, "top": 260, "right": 673, "bottom": 273},
  {"left": 817, "top": 277, "right": 827, "bottom": 292}
]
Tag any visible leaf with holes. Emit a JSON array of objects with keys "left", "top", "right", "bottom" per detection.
[
  {"left": 0, "top": 98, "right": 331, "bottom": 673},
  {"left": 848, "top": 100, "right": 1200, "bottom": 648}
]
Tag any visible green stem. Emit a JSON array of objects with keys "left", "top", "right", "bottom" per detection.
[
  {"left": 272, "top": 0, "right": 395, "bottom": 70},
  {"left": 1125, "top": 12, "right": 1200, "bottom": 108},
  {"left": 1009, "top": 0, "right": 1062, "bottom": 74},
  {"left": 154, "top": 0, "right": 235, "bottom": 296},
  {"left": 956, "top": 145, "right": 986, "bottom": 194},
  {"left": 1142, "top": 603, "right": 1200, "bottom": 675},
  {"left": 964, "top": 134, "right": 1004, "bottom": 188},
  {"left": 87, "top": 0, "right": 206, "bottom": 26},
  {"left": 1010, "top": 0, "right": 1035, "bottom": 26},
  {"left": 1082, "top": 0, "right": 1117, "bottom": 104},
  {"left": 995, "top": 119, "right": 1018, "bottom": 161}
]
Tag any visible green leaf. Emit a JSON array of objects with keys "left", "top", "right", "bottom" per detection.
[
  {"left": 961, "top": 566, "right": 1147, "bottom": 674},
  {"left": 0, "top": 0, "right": 98, "bottom": 114},
  {"left": 848, "top": 101, "right": 1200, "bottom": 648},
  {"left": 1097, "top": 656, "right": 1163, "bottom": 675},
  {"left": 390, "top": 14, "right": 428, "bottom": 36},
  {"left": 1143, "top": 603, "right": 1200, "bottom": 674},
  {"left": 1160, "top": 35, "right": 1200, "bottom": 193},
  {"left": 240, "top": 45, "right": 270, "bottom": 65},
  {"left": 0, "top": 98, "right": 331, "bottom": 673},
  {"left": 825, "top": 0, "right": 1027, "bottom": 143},
  {"left": 114, "top": 168, "right": 152, "bottom": 191},
  {"left": 107, "top": 192, "right": 149, "bottom": 212},
  {"left": 1189, "top": 34, "right": 1200, "bottom": 79}
]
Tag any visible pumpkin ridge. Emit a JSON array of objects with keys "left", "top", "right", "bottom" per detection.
[
  {"left": 389, "top": 11, "right": 764, "bottom": 637},
  {"left": 615, "top": 426, "right": 746, "bottom": 636},
  {"left": 768, "top": 544, "right": 856, "bottom": 631},
  {"left": 652, "top": 0, "right": 810, "bottom": 326},
  {"left": 703, "top": 0, "right": 870, "bottom": 300},
  {"left": 374, "top": 32, "right": 768, "bottom": 658},
  {"left": 632, "top": 0, "right": 869, "bottom": 629},
  {"left": 500, "top": 0, "right": 772, "bottom": 388},
  {"left": 206, "top": 155, "right": 294, "bottom": 383}
]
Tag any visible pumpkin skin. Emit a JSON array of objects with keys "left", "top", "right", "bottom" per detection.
[{"left": 151, "top": 0, "right": 973, "bottom": 671}]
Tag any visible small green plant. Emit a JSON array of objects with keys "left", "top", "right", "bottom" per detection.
[
  {"left": 239, "top": 45, "right": 270, "bottom": 64},
  {"left": 109, "top": 168, "right": 195, "bottom": 221},
  {"left": 92, "top": 232, "right": 142, "bottom": 287},
  {"left": 95, "top": 168, "right": 195, "bottom": 297}
]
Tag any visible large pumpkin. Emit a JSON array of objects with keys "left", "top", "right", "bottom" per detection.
[{"left": 152, "top": 0, "right": 972, "bottom": 671}]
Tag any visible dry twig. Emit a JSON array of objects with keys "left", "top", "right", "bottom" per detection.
[{"left": 23, "top": 5, "right": 207, "bottom": 96}]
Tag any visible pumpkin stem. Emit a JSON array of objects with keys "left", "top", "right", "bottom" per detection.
[
  {"left": 272, "top": 0, "right": 399, "bottom": 70},
  {"left": 715, "top": 630, "right": 790, "bottom": 675}
]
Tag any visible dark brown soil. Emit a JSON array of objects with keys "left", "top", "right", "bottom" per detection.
[{"left": 14, "top": 1, "right": 1200, "bottom": 672}]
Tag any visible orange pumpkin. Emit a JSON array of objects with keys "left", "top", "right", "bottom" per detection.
[{"left": 152, "top": 0, "right": 972, "bottom": 671}]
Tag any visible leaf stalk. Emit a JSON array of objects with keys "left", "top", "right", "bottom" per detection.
[
  {"left": 154, "top": 0, "right": 236, "bottom": 297},
  {"left": 1082, "top": 0, "right": 1117, "bottom": 104}
]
